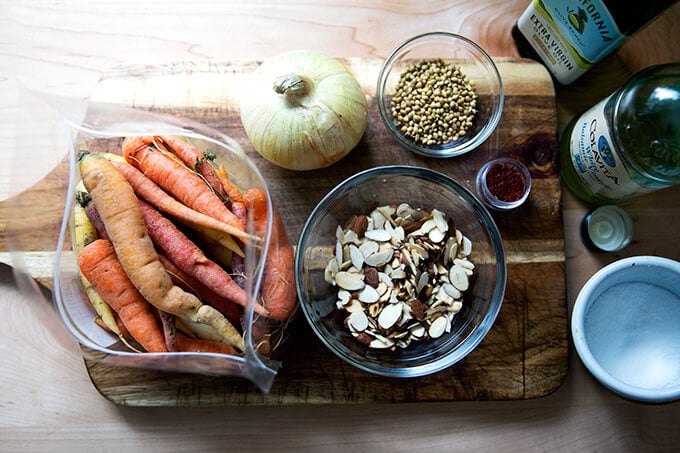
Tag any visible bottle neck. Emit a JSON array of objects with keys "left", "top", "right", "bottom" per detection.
[
  {"left": 608, "top": 64, "right": 680, "bottom": 184},
  {"left": 605, "top": 0, "right": 678, "bottom": 35}
]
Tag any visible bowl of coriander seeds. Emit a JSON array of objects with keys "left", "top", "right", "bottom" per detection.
[{"left": 377, "top": 32, "right": 504, "bottom": 158}]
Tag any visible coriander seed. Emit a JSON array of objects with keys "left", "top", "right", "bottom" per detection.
[{"left": 391, "top": 58, "right": 478, "bottom": 146}]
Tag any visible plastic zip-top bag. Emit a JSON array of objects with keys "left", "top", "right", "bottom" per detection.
[{"left": 3, "top": 79, "right": 296, "bottom": 393}]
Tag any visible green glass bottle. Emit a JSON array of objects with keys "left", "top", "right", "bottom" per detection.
[
  {"left": 512, "top": 0, "right": 678, "bottom": 85},
  {"left": 560, "top": 63, "right": 680, "bottom": 204}
]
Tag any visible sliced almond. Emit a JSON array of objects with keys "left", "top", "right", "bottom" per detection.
[
  {"left": 337, "top": 289, "right": 351, "bottom": 306},
  {"left": 392, "top": 225, "right": 405, "bottom": 242},
  {"left": 376, "top": 281, "right": 389, "bottom": 296},
  {"left": 335, "top": 241, "right": 343, "bottom": 268},
  {"left": 461, "top": 235, "right": 473, "bottom": 256},
  {"left": 399, "top": 303, "right": 413, "bottom": 324},
  {"left": 448, "top": 265, "right": 469, "bottom": 291},
  {"left": 428, "top": 316, "right": 449, "bottom": 338},
  {"left": 348, "top": 310, "right": 369, "bottom": 332},
  {"left": 364, "top": 247, "right": 393, "bottom": 267},
  {"left": 400, "top": 248, "right": 418, "bottom": 275},
  {"left": 343, "top": 229, "right": 360, "bottom": 246},
  {"left": 370, "top": 210, "right": 387, "bottom": 229},
  {"left": 365, "top": 228, "right": 392, "bottom": 242},
  {"left": 428, "top": 226, "right": 446, "bottom": 243},
  {"left": 335, "top": 225, "right": 344, "bottom": 243},
  {"left": 410, "top": 324, "right": 426, "bottom": 338},
  {"left": 378, "top": 271, "right": 392, "bottom": 285},
  {"left": 452, "top": 261, "right": 472, "bottom": 277},
  {"left": 369, "top": 335, "right": 395, "bottom": 349},
  {"left": 324, "top": 258, "right": 339, "bottom": 284},
  {"left": 358, "top": 285, "right": 380, "bottom": 304},
  {"left": 435, "top": 286, "right": 454, "bottom": 304},
  {"left": 444, "top": 237, "right": 458, "bottom": 263},
  {"left": 359, "top": 240, "right": 379, "bottom": 258},
  {"left": 378, "top": 303, "right": 402, "bottom": 330},
  {"left": 349, "top": 244, "right": 365, "bottom": 270},
  {"left": 335, "top": 271, "right": 365, "bottom": 291},
  {"left": 408, "top": 242, "right": 429, "bottom": 261},
  {"left": 389, "top": 267, "right": 407, "bottom": 280},
  {"left": 416, "top": 272, "right": 429, "bottom": 293},
  {"left": 345, "top": 299, "right": 364, "bottom": 314},
  {"left": 442, "top": 282, "right": 462, "bottom": 299},
  {"left": 368, "top": 301, "right": 382, "bottom": 318},
  {"left": 454, "top": 257, "right": 475, "bottom": 270},
  {"left": 376, "top": 205, "right": 396, "bottom": 224},
  {"left": 420, "top": 218, "right": 436, "bottom": 234},
  {"left": 432, "top": 209, "right": 448, "bottom": 233}
]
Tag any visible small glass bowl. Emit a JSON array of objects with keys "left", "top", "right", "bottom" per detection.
[
  {"left": 295, "top": 165, "right": 506, "bottom": 377},
  {"left": 475, "top": 157, "right": 532, "bottom": 211},
  {"left": 377, "top": 32, "right": 504, "bottom": 158}
]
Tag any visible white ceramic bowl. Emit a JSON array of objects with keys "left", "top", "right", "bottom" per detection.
[{"left": 571, "top": 256, "right": 680, "bottom": 403}]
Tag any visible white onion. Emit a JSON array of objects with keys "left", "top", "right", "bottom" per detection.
[{"left": 239, "top": 50, "right": 368, "bottom": 171}]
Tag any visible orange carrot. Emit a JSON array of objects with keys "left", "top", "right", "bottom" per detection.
[
  {"left": 111, "top": 160, "right": 257, "bottom": 242},
  {"left": 157, "top": 253, "right": 242, "bottom": 325},
  {"left": 137, "top": 199, "right": 270, "bottom": 317},
  {"left": 78, "top": 239, "right": 167, "bottom": 353},
  {"left": 219, "top": 188, "right": 265, "bottom": 343},
  {"left": 215, "top": 164, "right": 245, "bottom": 207},
  {"left": 79, "top": 153, "right": 245, "bottom": 351},
  {"left": 155, "top": 135, "right": 227, "bottom": 201},
  {"left": 175, "top": 332, "right": 237, "bottom": 355},
  {"left": 122, "top": 136, "right": 246, "bottom": 236},
  {"left": 243, "top": 189, "right": 298, "bottom": 321}
]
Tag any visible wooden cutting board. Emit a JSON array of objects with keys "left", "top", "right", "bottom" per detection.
[{"left": 0, "top": 58, "right": 567, "bottom": 405}]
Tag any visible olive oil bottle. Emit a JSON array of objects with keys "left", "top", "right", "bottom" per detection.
[
  {"left": 512, "top": 0, "right": 677, "bottom": 84},
  {"left": 560, "top": 63, "right": 680, "bottom": 204}
]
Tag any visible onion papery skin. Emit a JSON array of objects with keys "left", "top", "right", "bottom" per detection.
[{"left": 240, "top": 50, "right": 368, "bottom": 171}]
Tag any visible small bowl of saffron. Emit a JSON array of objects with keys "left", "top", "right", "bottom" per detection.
[{"left": 475, "top": 157, "right": 531, "bottom": 211}]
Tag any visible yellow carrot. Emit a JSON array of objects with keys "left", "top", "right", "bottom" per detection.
[{"left": 73, "top": 186, "right": 120, "bottom": 337}]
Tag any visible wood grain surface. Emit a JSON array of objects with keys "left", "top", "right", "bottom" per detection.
[
  {"left": 1, "top": 58, "right": 567, "bottom": 405},
  {"left": 2, "top": 1, "right": 680, "bottom": 450}
]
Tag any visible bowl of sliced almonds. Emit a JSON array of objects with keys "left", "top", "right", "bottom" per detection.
[{"left": 295, "top": 165, "right": 506, "bottom": 377}]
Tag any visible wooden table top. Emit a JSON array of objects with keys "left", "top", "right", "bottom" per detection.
[{"left": 1, "top": 1, "right": 679, "bottom": 450}]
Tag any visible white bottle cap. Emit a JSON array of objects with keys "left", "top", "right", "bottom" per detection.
[{"left": 581, "top": 206, "right": 633, "bottom": 252}]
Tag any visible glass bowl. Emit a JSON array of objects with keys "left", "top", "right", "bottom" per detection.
[
  {"left": 295, "top": 165, "right": 506, "bottom": 377},
  {"left": 475, "top": 157, "right": 532, "bottom": 211},
  {"left": 377, "top": 32, "right": 504, "bottom": 158}
]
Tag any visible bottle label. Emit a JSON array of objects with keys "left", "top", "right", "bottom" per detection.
[
  {"left": 517, "top": 0, "right": 625, "bottom": 84},
  {"left": 568, "top": 98, "right": 653, "bottom": 200}
]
